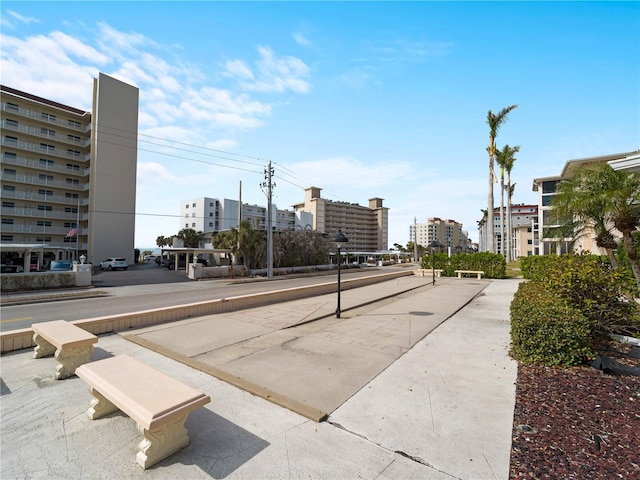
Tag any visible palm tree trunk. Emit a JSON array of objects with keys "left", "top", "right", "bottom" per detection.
[
  {"left": 506, "top": 185, "right": 511, "bottom": 262},
  {"left": 622, "top": 233, "right": 640, "bottom": 295},
  {"left": 500, "top": 174, "right": 505, "bottom": 257},
  {"left": 487, "top": 141, "right": 495, "bottom": 254}
]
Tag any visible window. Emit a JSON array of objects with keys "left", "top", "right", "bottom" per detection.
[
  {"left": 65, "top": 193, "right": 79, "bottom": 199},
  {"left": 38, "top": 189, "right": 53, "bottom": 196},
  {"left": 208, "top": 222, "right": 213, "bottom": 227},
  {"left": 68, "top": 119, "right": 81, "bottom": 128},
  {"left": 36, "top": 220, "right": 52, "bottom": 227},
  {"left": 67, "top": 134, "right": 81, "bottom": 143},
  {"left": 67, "top": 149, "right": 80, "bottom": 158},
  {"left": 185, "top": 223, "right": 189, "bottom": 228},
  {"left": 39, "top": 174, "right": 54, "bottom": 182},
  {"left": 191, "top": 213, "right": 196, "bottom": 218},
  {"left": 1, "top": 235, "right": 13, "bottom": 242},
  {"left": 209, "top": 212, "right": 213, "bottom": 217},
  {"left": 37, "top": 205, "right": 53, "bottom": 211},
  {"left": 192, "top": 223, "right": 196, "bottom": 228},
  {"left": 66, "top": 178, "right": 79, "bottom": 186},
  {"left": 185, "top": 214, "right": 189, "bottom": 218},
  {"left": 2, "top": 201, "right": 15, "bottom": 208},
  {"left": 528, "top": 239, "right": 533, "bottom": 245},
  {"left": 41, "top": 112, "right": 56, "bottom": 122},
  {"left": 39, "top": 158, "right": 54, "bottom": 168},
  {"left": 66, "top": 163, "right": 80, "bottom": 172},
  {"left": 192, "top": 203, "right": 196, "bottom": 207},
  {"left": 36, "top": 236, "right": 51, "bottom": 242},
  {"left": 209, "top": 202, "right": 214, "bottom": 207},
  {"left": 6, "top": 102, "right": 19, "bottom": 112},
  {"left": 1, "top": 218, "right": 13, "bottom": 225},
  {"left": 40, "top": 127, "right": 55, "bottom": 137},
  {"left": 5, "top": 119, "right": 18, "bottom": 128},
  {"left": 3, "top": 152, "right": 17, "bottom": 160},
  {"left": 527, "top": 227, "right": 532, "bottom": 232},
  {"left": 40, "top": 143, "right": 55, "bottom": 152},
  {"left": 185, "top": 204, "right": 189, "bottom": 209},
  {"left": 64, "top": 207, "right": 78, "bottom": 214},
  {"left": 3, "top": 185, "right": 16, "bottom": 192},
  {"left": 4, "top": 135, "right": 18, "bottom": 145}
]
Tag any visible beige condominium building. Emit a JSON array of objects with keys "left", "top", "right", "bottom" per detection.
[
  {"left": 410, "top": 217, "right": 469, "bottom": 253},
  {"left": 293, "top": 187, "right": 388, "bottom": 251},
  {"left": 532, "top": 151, "right": 634, "bottom": 256},
  {"left": 0, "top": 73, "right": 138, "bottom": 268}
]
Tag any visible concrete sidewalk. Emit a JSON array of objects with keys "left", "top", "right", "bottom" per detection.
[{"left": 0, "top": 276, "right": 520, "bottom": 480}]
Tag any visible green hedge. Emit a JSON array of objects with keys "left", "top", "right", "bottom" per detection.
[
  {"left": 510, "top": 281, "right": 594, "bottom": 366},
  {"left": 420, "top": 252, "right": 506, "bottom": 278}
]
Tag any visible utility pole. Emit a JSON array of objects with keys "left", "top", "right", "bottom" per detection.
[
  {"left": 414, "top": 217, "right": 418, "bottom": 263},
  {"left": 261, "top": 162, "right": 275, "bottom": 278}
]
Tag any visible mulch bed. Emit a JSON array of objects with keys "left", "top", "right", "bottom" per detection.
[{"left": 510, "top": 338, "right": 640, "bottom": 479}]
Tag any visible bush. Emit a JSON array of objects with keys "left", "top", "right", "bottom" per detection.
[
  {"left": 420, "top": 252, "right": 506, "bottom": 278},
  {"left": 536, "top": 253, "right": 639, "bottom": 337},
  {"left": 510, "top": 281, "right": 594, "bottom": 366}
]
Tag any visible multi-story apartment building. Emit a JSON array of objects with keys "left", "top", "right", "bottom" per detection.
[
  {"left": 1, "top": 73, "right": 138, "bottom": 268},
  {"left": 292, "top": 187, "right": 388, "bottom": 251},
  {"left": 532, "top": 151, "right": 634, "bottom": 256},
  {"left": 180, "top": 197, "right": 313, "bottom": 234},
  {"left": 409, "top": 217, "right": 469, "bottom": 253},
  {"left": 478, "top": 204, "right": 538, "bottom": 258}
]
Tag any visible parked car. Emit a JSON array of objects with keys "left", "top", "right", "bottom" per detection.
[
  {"left": 0, "top": 261, "right": 23, "bottom": 273},
  {"left": 48, "top": 260, "right": 73, "bottom": 271},
  {"left": 99, "top": 257, "right": 128, "bottom": 271}
]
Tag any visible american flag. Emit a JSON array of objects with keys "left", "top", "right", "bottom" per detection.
[{"left": 65, "top": 226, "right": 78, "bottom": 238}]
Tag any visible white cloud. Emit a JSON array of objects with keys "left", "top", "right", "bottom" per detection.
[
  {"left": 224, "top": 46, "right": 311, "bottom": 94},
  {"left": 293, "top": 31, "right": 312, "bottom": 47}
]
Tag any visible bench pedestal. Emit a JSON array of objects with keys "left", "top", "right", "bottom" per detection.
[
  {"left": 32, "top": 321, "right": 97, "bottom": 379},
  {"left": 76, "top": 355, "right": 210, "bottom": 469}
]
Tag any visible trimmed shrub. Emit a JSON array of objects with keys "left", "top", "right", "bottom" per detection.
[
  {"left": 510, "top": 281, "right": 594, "bottom": 366},
  {"left": 420, "top": 252, "right": 506, "bottom": 278},
  {"left": 538, "top": 253, "right": 639, "bottom": 337}
]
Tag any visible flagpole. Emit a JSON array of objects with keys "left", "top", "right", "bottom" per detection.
[{"left": 76, "top": 195, "right": 80, "bottom": 260}]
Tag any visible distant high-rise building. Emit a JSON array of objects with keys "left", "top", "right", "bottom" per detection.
[
  {"left": 179, "top": 197, "right": 312, "bottom": 234},
  {"left": 292, "top": 187, "right": 388, "bottom": 251},
  {"left": 410, "top": 217, "right": 469, "bottom": 253}
]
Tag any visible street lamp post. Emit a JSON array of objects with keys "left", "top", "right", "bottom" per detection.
[
  {"left": 429, "top": 240, "right": 440, "bottom": 285},
  {"left": 333, "top": 230, "right": 349, "bottom": 318}
]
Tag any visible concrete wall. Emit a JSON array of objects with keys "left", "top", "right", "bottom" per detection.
[{"left": 88, "top": 73, "right": 138, "bottom": 265}]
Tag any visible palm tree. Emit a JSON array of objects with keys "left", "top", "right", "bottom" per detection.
[
  {"left": 486, "top": 105, "right": 518, "bottom": 253},
  {"left": 176, "top": 228, "right": 203, "bottom": 248},
  {"left": 496, "top": 144, "right": 520, "bottom": 261},
  {"left": 551, "top": 164, "right": 640, "bottom": 291}
]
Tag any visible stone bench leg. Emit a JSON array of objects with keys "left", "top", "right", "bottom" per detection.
[
  {"left": 87, "top": 387, "right": 120, "bottom": 419},
  {"left": 136, "top": 414, "right": 190, "bottom": 469},
  {"left": 55, "top": 345, "right": 94, "bottom": 380},
  {"left": 33, "top": 333, "right": 56, "bottom": 359}
]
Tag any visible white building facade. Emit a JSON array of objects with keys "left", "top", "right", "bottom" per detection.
[{"left": 180, "top": 197, "right": 313, "bottom": 234}]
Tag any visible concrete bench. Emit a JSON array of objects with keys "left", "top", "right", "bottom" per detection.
[
  {"left": 75, "top": 355, "right": 211, "bottom": 469},
  {"left": 454, "top": 270, "right": 484, "bottom": 279},
  {"left": 415, "top": 268, "right": 443, "bottom": 277},
  {"left": 32, "top": 320, "right": 98, "bottom": 379}
]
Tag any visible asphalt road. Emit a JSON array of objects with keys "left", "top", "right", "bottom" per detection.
[{"left": 0, "top": 262, "right": 405, "bottom": 332}]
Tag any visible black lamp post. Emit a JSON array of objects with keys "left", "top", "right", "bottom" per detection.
[
  {"left": 429, "top": 240, "right": 440, "bottom": 285},
  {"left": 333, "top": 229, "right": 349, "bottom": 318}
]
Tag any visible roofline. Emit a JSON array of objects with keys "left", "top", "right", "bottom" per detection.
[{"left": 1, "top": 85, "right": 89, "bottom": 116}]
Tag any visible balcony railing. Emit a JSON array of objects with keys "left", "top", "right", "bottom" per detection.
[
  {"left": 0, "top": 172, "right": 87, "bottom": 191},
  {"left": 1, "top": 137, "right": 90, "bottom": 162},
  {"left": 1, "top": 153, "right": 88, "bottom": 177},
  {"left": 1, "top": 102, "right": 89, "bottom": 132}
]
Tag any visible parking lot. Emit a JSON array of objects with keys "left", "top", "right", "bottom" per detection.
[{"left": 90, "top": 260, "right": 192, "bottom": 287}]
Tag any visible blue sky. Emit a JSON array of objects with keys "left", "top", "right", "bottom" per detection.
[{"left": 2, "top": 1, "right": 639, "bottom": 249}]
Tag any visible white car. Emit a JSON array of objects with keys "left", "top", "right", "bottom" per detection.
[{"left": 99, "top": 257, "right": 128, "bottom": 271}]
